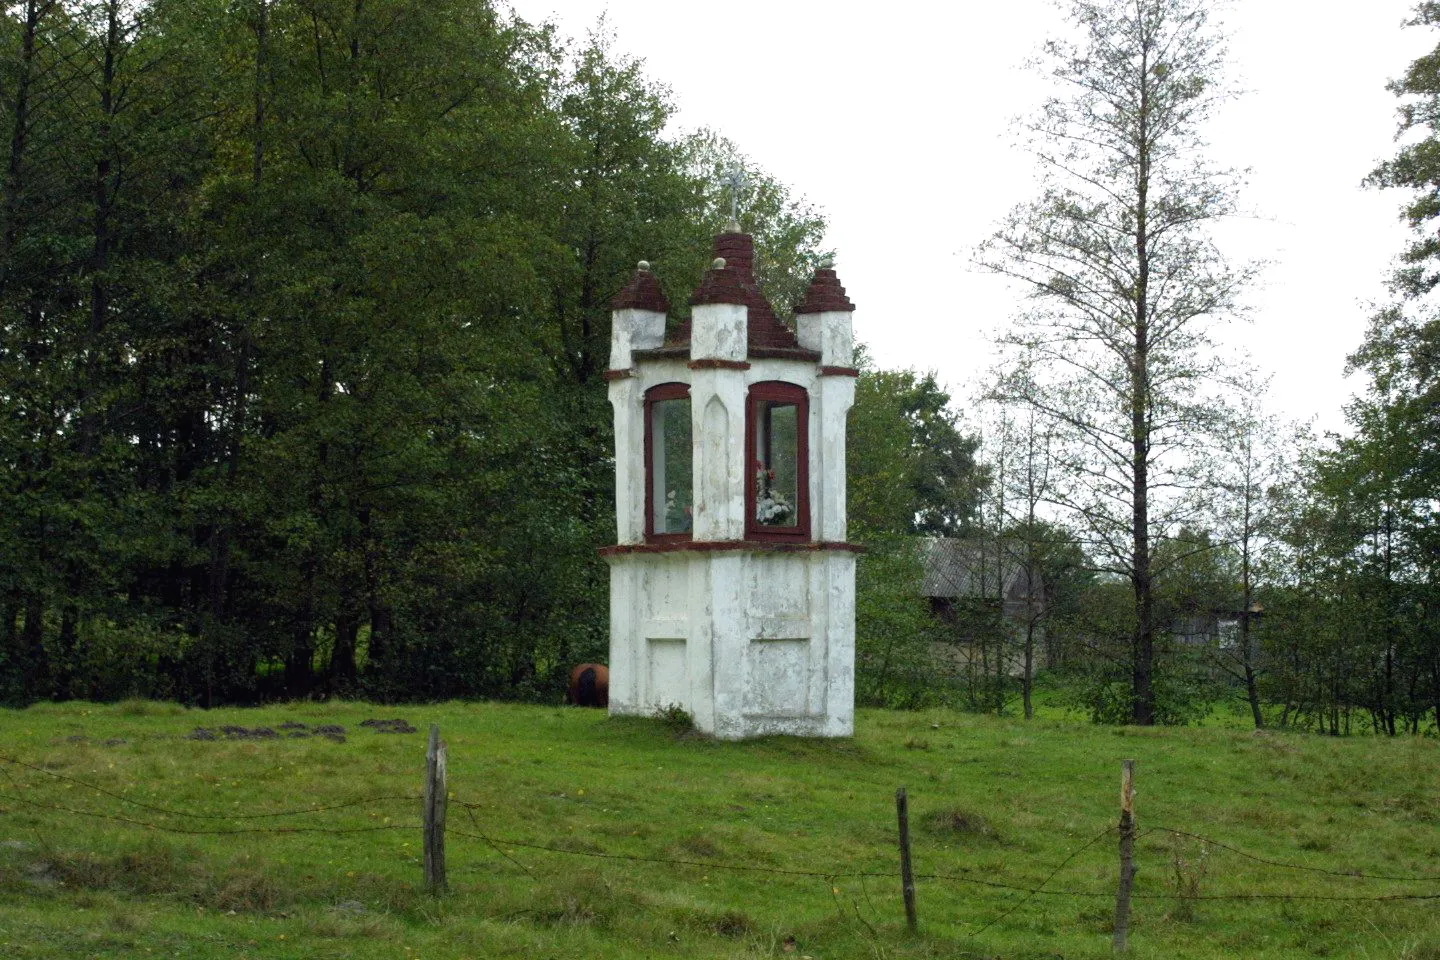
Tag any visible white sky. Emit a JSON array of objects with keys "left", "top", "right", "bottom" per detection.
[{"left": 509, "top": 0, "right": 1434, "bottom": 433}]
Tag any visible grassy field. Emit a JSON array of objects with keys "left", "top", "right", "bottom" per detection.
[{"left": 0, "top": 700, "right": 1436, "bottom": 960}]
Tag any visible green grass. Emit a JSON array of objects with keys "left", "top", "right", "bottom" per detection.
[{"left": 0, "top": 700, "right": 1436, "bottom": 959}]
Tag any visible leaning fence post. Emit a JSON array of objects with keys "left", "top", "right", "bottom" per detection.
[
  {"left": 896, "top": 786, "right": 918, "bottom": 932},
  {"left": 424, "top": 723, "right": 448, "bottom": 895},
  {"left": 1113, "top": 759, "right": 1137, "bottom": 953}
]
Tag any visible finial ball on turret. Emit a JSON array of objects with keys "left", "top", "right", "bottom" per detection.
[
  {"left": 712, "top": 257, "right": 726, "bottom": 270},
  {"left": 637, "top": 260, "right": 651, "bottom": 272}
]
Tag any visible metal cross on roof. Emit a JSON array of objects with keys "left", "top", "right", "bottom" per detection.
[{"left": 723, "top": 165, "right": 746, "bottom": 228}]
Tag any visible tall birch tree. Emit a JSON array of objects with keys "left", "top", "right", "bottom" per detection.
[{"left": 978, "top": 0, "right": 1253, "bottom": 724}]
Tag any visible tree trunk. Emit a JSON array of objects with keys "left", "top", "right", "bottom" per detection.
[
  {"left": 285, "top": 628, "right": 314, "bottom": 699},
  {"left": 253, "top": 0, "right": 268, "bottom": 187},
  {"left": 20, "top": 595, "right": 46, "bottom": 694},
  {"left": 208, "top": 0, "right": 268, "bottom": 625},
  {"left": 1129, "top": 36, "right": 1156, "bottom": 728},
  {"left": 56, "top": 607, "right": 78, "bottom": 700},
  {"left": 361, "top": 507, "right": 391, "bottom": 675},
  {"left": 1023, "top": 618, "right": 1035, "bottom": 720},
  {"left": 1431, "top": 652, "right": 1439, "bottom": 735},
  {"left": 369, "top": 602, "right": 392, "bottom": 674},
  {"left": 330, "top": 611, "right": 359, "bottom": 687},
  {"left": 1, "top": 602, "right": 18, "bottom": 691},
  {"left": 1245, "top": 661, "right": 1264, "bottom": 729},
  {"left": 0, "top": 0, "right": 47, "bottom": 295},
  {"left": 80, "top": 0, "right": 120, "bottom": 453}
]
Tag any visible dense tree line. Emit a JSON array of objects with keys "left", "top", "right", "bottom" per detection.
[
  {"left": 1250, "top": 2, "right": 1440, "bottom": 734},
  {"left": 948, "top": 0, "right": 1440, "bottom": 736},
  {"left": 977, "top": 0, "right": 1252, "bottom": 725},
  {"left": 4, "top": 0, "right": 1435, "bottom": 735},
  {"left": 0, "top": 0, "right": 825, "bottom": 705}
]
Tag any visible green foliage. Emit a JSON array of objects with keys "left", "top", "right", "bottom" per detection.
[
  {"left": 1264, "top": 389, "right": 1440, "bottom": 735},
  {"left": 651, "top": 702, "right": 695, "bottom": 733},
  {"left": 848, "top": 355, "right": 986, "bottom": 538},
  {"left": 1272, "top": 15, "right": 1440, "bottom": 733},
  {"left": 0, "top": 1, "right": 825, "bottom": 705},
  {"left": 1367, "top": 3, "right": 1440, "bottom": 295},
  {"left": 853, "top": 534, "right": 940, "bottom": 708},
  {"left": 846, "top": 357, "right": 989, "bottom": 709},
  {"left": 979, "top": 0, "right": 1251, "bottom": 726},
  {"left": 1052, "top": 575, "right": 1229, "bottom": 727}
]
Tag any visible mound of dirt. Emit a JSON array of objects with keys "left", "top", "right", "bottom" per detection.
[
  {"left": 360, "top": 718, "right": 417, "bottom": 734},
  {"left": 188, "top": 726, "right": 284, "bottom": 742}
]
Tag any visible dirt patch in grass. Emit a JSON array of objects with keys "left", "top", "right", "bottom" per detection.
[
  {"left": 677, "top": 907, "right": 754, "bottom": 939},
  {"left": 1402, "top": 939, "right": 1440, "bottom": 960},
  {"left": 49, "top": 843, "right": 208, "bottom": 899},
  {"left": 310, "top": 912, "right": 391, "bottom": 940},
  {"left": 926, "top": 808, "right": 999, "bottom": 840},
  {"left": 188, "top": 726, "right": 278, "bottom": 742},
  {"left": 526, "top": 869, "right": 646, "bottom": 928},
  {"left": 40, "top": 842, "right": 298, "bottom": 915},
  {"left": 550, "top": 835, "right": 606, "bottom": 855},
  {"left": 675, "top": 833, "right": 721, "bottom": 859},
  {"left": 115, "top": 698, "right": 183, "bottom": 717},
  {"left": 186, "top": 723, "right": 348, "bottom": 743},
  {"left": 211, "top": 868, "right": 282, "bottom": 912},
  {"left": 1385, "top": 791, "right": 1439, "bottom": 824},
  {"left": 359, "top": 718, "right": 417, "bottom": 734}
]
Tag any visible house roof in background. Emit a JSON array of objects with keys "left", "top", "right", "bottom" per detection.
[{"left": 920, "top": 537, "right": 1041, "bottom": 601}]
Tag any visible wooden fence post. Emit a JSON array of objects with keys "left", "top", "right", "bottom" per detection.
[
  {"left": 1113, "top": 759, "right": 1136, "bottom": 953},
  {"left": 424, "top": 723, "right": 448, "bottom": 895},
  {"left": 896, "top": 786, "right": 918, "bottom": 932}
]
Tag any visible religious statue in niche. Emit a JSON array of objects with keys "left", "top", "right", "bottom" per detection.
[
  {"left": 754, "top": 461, "right": 794, "bottom": 525},
  {"left": 665, "top": 487, "right": 693, "bottom": 533},
  {"left": 750, "top": 390, "right": 802, "bottom": 530}
]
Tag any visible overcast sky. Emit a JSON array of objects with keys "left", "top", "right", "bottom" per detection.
[{"left": 509, "top": 0, "right": 1432, "bottom": 433}]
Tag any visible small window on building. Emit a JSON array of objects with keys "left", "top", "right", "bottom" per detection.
[
  {"left": 645, "top": 383, "right": 692, "bottom": 539},
  {"left": 747, "top": 381, "right": 809, "bottom": 540}
]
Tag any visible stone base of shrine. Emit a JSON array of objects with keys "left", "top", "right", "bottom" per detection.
[{"left": 603, "top": 544, "right": 856, "bottom": 740}]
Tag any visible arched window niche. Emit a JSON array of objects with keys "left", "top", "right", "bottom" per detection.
[
  {"left": 746, "top": 381, "right": 810, "bottom": 542},
  {"left": 644, "top": 382, "right": 693, "bottom": 541}
]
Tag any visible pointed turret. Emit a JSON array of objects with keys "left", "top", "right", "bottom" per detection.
[{"left": 674, "top": 230, "right": 803, "bottom": 354}]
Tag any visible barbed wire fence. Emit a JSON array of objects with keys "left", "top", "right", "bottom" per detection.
[{"left": 2, "top": 736, "right": 1438, "bottom": 954}]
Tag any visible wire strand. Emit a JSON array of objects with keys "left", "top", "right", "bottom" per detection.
[
  {"left": 1144, "top": 825, "right": 1440, "bottom": 883},
  {"left": 967, "top": 825, "right": 1116, "bottom": 938}
]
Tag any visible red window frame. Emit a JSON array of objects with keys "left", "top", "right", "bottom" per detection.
[
  {"left": 745, "top": 380, "right": 811, "bottom": 542},
  {"left": 644, "top": 382, "right": 693, "bottom": 543}
]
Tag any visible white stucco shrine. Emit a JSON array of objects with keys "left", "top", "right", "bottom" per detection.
[{"left": 602, "top": 227, "right": 859, "bottom": 739}]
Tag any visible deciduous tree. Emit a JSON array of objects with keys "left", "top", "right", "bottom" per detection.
[{"left": 978, "top": 0, "right": 1253, "bottom": 724}]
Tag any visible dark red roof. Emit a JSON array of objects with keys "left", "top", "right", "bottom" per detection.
[
  {"left": 610, "top": 264, "right": 671, "bottom": 313},
  {"left": 794, "top": 266, "right": 855, "bottom": 314},
  {"left": 676, "top": 231, "right": 801, "bottom": 352}
]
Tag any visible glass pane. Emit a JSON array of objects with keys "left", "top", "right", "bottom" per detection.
[
  {"left": 755, "top": 401, "right": 799, "bottom": 526},
  {"left": 652, "top": 397, "right": 692, "bottom": 534}
]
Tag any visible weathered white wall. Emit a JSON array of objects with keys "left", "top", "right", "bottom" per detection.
[
  {"left": 606, "top": 549, "right": 856, "bottom": 738},
  {"left": 610, "top": 306, "right": 667, "bottom": 370},
  {"left": 689, "top": 371, "right": 745, "bottom": 540},
  {"left": 690, "top": 302, "right": 747, "bottom": 362},
  {"left": 796, "top": 308, "right": 854, "bottom": 368}
]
